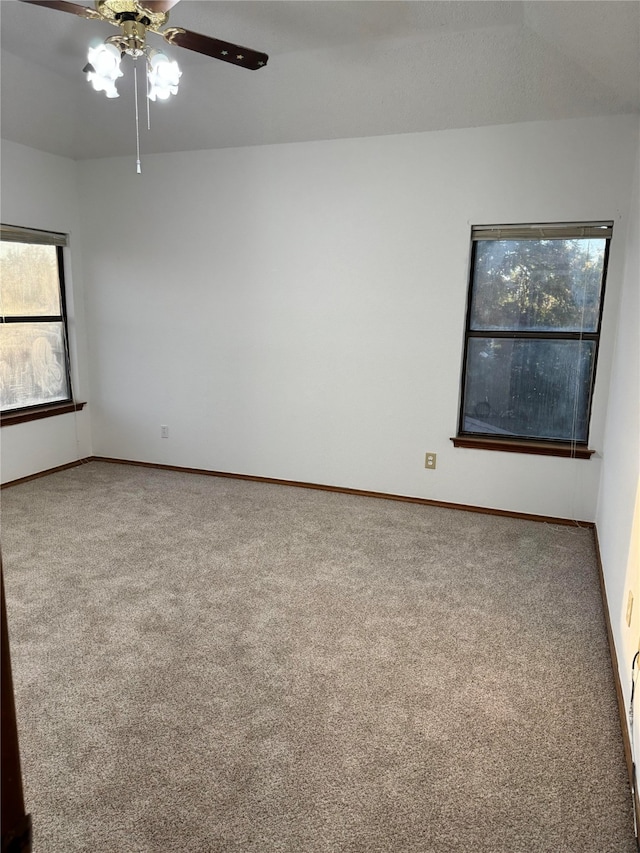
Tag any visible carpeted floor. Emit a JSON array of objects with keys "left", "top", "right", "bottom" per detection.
[{"left": 1, "top": 460, "right": 635, "bottom": 852}]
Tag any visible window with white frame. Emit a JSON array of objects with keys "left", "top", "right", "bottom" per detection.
[
  {"left": 456, "top": 222, "right": 612, "bottom": 456},
  {"left": 0, "top": 225, "right": 72, "bottom": 414}
]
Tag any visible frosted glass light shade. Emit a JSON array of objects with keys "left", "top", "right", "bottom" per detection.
[
  {"left": 86, "top": 43, "right": 123, "bottom": 98},
  {"left": 147, "top": 52, "right": 182, "bottom": 101}
]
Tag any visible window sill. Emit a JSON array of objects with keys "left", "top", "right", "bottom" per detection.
[
  {"left": 1, "top": 401, "right": 86, "bottom": 427},
  {"left": 451, "top": 435, "right": 594, "bottom": 459}
]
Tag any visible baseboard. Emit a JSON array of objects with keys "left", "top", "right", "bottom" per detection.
[
  {"left": 0, "top": 458, "right": 93, "bottom": 490},
  {"left": 2, "top": 455, "right": 596, "bottom": 528},
  {"left": 1, "top": 814, "right": 32, "bottom": 853},
  {"left": 593, "top": 525, "right": 639, "bottom": 835},
  {"left": 89, "top": 455, "right": 593, "bottom": 528}
]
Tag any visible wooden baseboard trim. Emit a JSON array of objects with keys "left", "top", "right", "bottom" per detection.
[
  {"left": 593, "top": 525, "right": 639, "bottom": 831},
  {"left": 0, "top": 813, "right": 32, "bottom": 853},
  {"left": 89, "top": 456, "right": 593, "bottom": 528},
  {"left": 1, "top": 458, "right": 92, "bottom": 490}
]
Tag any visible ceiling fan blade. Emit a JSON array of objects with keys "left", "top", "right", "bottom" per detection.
[
  {"left": 140, "top": 0, "right": 181, "bottom": 13},
  {"left": 163, "top": 28, "right": 268, "bottom": 70},
  {"left": 17, "top": 0, "right": 100, "bottom": 19}
]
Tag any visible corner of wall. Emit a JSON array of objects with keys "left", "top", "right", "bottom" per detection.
[
  {"left": 0, "top": 140, "right": 93, "bottom": 482},
  {"left": 595, "top": 116, "right": 640, "bottom": 724}
]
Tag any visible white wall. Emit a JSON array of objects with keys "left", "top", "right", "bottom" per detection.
[
  {"left": 596, "top": 119, "right": 640, "bottom": 715},
  {"left": 0, "top": 140, "right": 92, "bottom": 483},
  {"left": 76, "top": 114, "right": 637, "bottom": 521}
]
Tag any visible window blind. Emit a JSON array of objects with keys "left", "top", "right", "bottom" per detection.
[
  {"left": 1, "top": 224, "right": 68, "bottom": 247},
  {"left": 472, "top": 222, "right": 613, "bottom": 241}
]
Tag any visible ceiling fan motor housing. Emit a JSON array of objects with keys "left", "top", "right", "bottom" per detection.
[
  {"left": 97, "top": 0, "right": 169, "bottom": 32},
  {"left": 118, "top": 18, "right": 147, "bottom": 56},
  {"left": 98, "top": 1, "right": 174, "bottom": 57}
]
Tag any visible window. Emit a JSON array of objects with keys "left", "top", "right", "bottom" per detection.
[
  {"left": 455, "top": 222, "right": 612, "bottom": 457},
  {"left": 0, "top": 225, "right": 72, "bottom": 414}
]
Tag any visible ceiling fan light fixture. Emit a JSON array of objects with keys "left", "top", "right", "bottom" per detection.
[
  {"left": 147, "top": 50, "right": 182, "bottom": 101},
  {"left": 85, "top": 42, "right": 123, "bottom": 97}
]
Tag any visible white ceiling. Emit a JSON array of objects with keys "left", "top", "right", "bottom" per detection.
[{"left": 1, "top": 0, "right": 639, "bottom": 160}]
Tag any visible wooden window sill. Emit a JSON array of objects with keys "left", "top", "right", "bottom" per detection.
[
  {"left": 1, "top": 401, "right": 86, "bottom": 427},
  {"left": 451, "top": 435, "right": 594, "bottom": 459}
]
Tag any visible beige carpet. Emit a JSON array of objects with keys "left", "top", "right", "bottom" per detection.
[{"left": 1, "top": 460, "right": 635, "bottom": 852}]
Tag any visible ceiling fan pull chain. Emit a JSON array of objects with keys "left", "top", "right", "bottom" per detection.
[
  {"left": 134, "top": 60, "right": 141, "bottom": 174},
  {"left": 144, "top": 54, "right": 151, "bottom": 131}
]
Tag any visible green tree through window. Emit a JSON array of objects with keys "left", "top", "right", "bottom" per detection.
[
  {"left": 458, "top": 223, "right": 611, "bottom": 446},
  {"left": 0, "top": 227, "right": 72, "bottom": 413}
]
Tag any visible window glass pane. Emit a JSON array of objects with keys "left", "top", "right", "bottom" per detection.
[
  {"left": 462, "top": 337, "right": 594, "bottom": 442},
  {"left": 0, "top": 322, "right": 70, "bottom": 410},
  {"left": 470, "top": 239, "right": 605, "bottom": 332},
  {"left": 0, "top": 242, "right": 61, "bottom": 317}
]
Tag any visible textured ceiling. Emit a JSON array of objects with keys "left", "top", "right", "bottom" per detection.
[{"left": 1, "top": 0, "right": 639, "bottom": 160}]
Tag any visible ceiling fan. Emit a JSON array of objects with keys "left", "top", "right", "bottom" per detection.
[
  {"left": 18, "top": 0, "right": 269, "bottom": 72},
  {"left": 17, "top": 1, "right": 269, "bottom": 168}
]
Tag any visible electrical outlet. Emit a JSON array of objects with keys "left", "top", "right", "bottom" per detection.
[
  {"left": 160, "top": 425, "right": 169, "bottom": 439},
  {"left": 425, "top": 452, "right": 437, "bottom": 470},
  {"left": 627, "top": 591, "right": 634, "bottom": 627}
]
